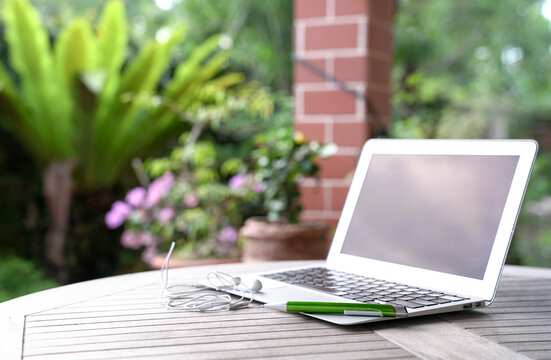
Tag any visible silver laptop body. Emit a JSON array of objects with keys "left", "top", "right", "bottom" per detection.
[{"left": 240, "top": 139, "right": 538, "bottom": 325}]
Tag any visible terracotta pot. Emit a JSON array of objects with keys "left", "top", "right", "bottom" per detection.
[
  {"left": 240, "top": 217, "right": 330, "bottom": 262},
  {"left": 149, "top": 255, "right": 241, "bottom": 269}
]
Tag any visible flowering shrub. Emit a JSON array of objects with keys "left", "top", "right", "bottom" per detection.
[
  {"left": 249, "top": 127, "right": 337, "bottom": 223},
  {"left": 106, "top": 88, "right": 336, "bottom": 262},
  {"left": 105, "top": 136, "right": 262, "bottom": 262}
]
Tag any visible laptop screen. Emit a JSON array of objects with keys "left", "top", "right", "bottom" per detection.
[{"left": 340, "top": 154, "right": 519, "bottom": 280}]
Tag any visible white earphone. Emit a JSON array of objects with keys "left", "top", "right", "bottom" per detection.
[{"left": 159, "top": 243, "right": 263, "bottom": 312}]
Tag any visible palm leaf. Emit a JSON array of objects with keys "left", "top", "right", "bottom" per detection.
[
  {"left": 95, "top": 31, "right": 183, "bottom": 185},
  {"left": 148, "top": 38, "right": 229, "bottom": 134},
  {"left": 0, "top": 91, "right": 48, "bottom": 161},
  {"left": 3, "top": 0, "right": 72, "bottom": 159},
  {"left": 0, "top": 61, "right": 16, "bottom": 96},
  {"left": 54, "top": 18, "right": 96, "bottom": 102},
  {"left": 164, "top": 34, "right": 222, "bottom": 96},
  {"left": 93, "top": 0, "right": 127, "bottom": 132}
]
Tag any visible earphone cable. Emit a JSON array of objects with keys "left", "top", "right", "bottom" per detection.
[{"left": 159, "top": 242, "right": 255, "bottom": 312}]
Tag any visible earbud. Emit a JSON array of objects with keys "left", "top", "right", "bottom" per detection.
[
  {"left": 160, "top": 247, "right": 262, "bottom": 312},
  {"left": 249, "top": 279, "right": 263, "bottom": 292}
]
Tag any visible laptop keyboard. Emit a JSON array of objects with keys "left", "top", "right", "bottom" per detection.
[{"left": 262, "top": 267, "right": 467, "bottom": 309}]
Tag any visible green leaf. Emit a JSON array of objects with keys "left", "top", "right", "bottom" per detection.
[
  {"left": 0, "top": 91, "right": 45, "bottom": 160},
  {"left": 96, "top": 0, "right": 127, "bottom": 98},
  {"left": 0, "top": 61, "right": 16, "bottom": 96},
  {"left": 167, "top": 34, "right": 222, "bottom": 94},
  {"left": 54, "top": 18, "right": 96, "bottom": 100},
  {"left": 54, "top": 18, "right": 97, "bottom": 175},
  {"left": 0, "top": 62, "right": 29, "bottom": 141},
  {"left": 3, "top": 0, "right": 73, "bottom": 159},
  {"left": 147, "top": 36, "right": 226, "bottom": 132},
  {"left": 92, "top": 0, "right": 128, "bottom": 145},
  {"left": 318, "top": 143, "right": 338, "bottom": 158},
  {"left": 220, "top": 158, "right": 243, "bottom": 177},
  {"left": 95, "top": 30, "right": 183, "bottom": 185}
]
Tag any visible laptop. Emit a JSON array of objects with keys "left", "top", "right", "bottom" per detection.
[{"left": 238, "top": 139, "right": 538, "bottom": 325}]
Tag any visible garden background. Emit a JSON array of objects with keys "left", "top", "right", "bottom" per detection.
[{"left": 1, "top": 0, "right": 551, "bottom": 301}]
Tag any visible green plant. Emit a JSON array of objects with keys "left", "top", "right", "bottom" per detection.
[
  {"left": 106, "top": 133, "right": 262, "bottom": 261},
  {"left": 249, "top": 128, "right": 337, "bottom": 223},
  {"left": 0, "top": 257, "right": 58, "bottom": 302},
  {"left": 0, "top": 0, "right": 258, "bottom": 279},
  {"left": 105, "top": 84, "right": 274, "bottom": 261}
]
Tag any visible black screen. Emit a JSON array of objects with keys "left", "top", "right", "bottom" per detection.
[{"left": 340, "top": 154, "right": 519, "bottom": 279}]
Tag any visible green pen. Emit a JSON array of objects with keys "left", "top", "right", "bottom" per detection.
[{"left": 263, "top": 301, "right": 407, "bottom": 317}]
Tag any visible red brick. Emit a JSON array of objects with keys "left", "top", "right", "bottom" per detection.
[
  {"left": 332, "top": 185, "right": 350, "bottom": 211},
  {"left": 304, "top": 90, "right": 356, "bottom": 115},
  {"left": 295, "top": 0, "right": 327, "bottom": 19},
  {"left": 319, "top": 155, "right": 358, "bottom": 178},
  {"left": 368, "top": 24, "right": 393, "bottom": 54},
  {"left": 368, "top": 56, "right": 391, "bottom": 86},
  {"left": 305, "top": 24, "right": 358, "bottom": 51},
  {"left": 294, "top": 122, "right": 326, "bottom": 142},
  {"left": 294, "top": 58, "right": 327, "bottom": 83},
  {"left": 366, "top": 89, "right": 391, "bottom": 117},
  {"left": 299, "top": 184, "right": 325, "bottom": 211},
  {"left": 334, "top": 56, "right": 367, "bottom": 82},
  {"left": 368, "top": 0, "right": 395, "bottom": 23},
  {"left": 332, "top": 122, "right": 366, "bottom": 147},
  {"left": 335, "top": 0, "right": 368, "bottom": 16}
]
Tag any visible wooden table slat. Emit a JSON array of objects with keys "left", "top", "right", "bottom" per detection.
[
  {"left": 469, "top": 325, "right": 551, "bottom": 336},
  {"left": 121, "top": 348, "right": 416, "bottom": 360},
  {"left": 23, "top": 317, "right": 317, "bottom": 341},
  {"left": 23, "top": 331, "right": 383, "bottom": 356},
  {"left": 24, "top": 337, "right": 406, "bottom": 360}
]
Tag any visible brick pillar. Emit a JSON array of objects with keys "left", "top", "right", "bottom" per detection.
[{"left": 294, "top": 0, "right": 394, "bottom": 226}]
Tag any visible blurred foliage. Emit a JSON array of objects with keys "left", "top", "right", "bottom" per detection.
[
  {"left": 175, "top": 0, "right": 293, "bottom": 92},
  {"left": 110, "top": 92, "right": 278, "bottom": 261},
  {"left": 0, "top": 0, "right": 276, "bottom": 281},
  {"left": 108, "top": 90, "right": 335, "bottom": 261},
  {"left": 0, "top": 0, "right": 250, "bottom": 189},
  {"left": 249, "top": 128, "right": 337, "bottom": 223},
  {"left": 0, "top": 256, "right": 58, "bottom": 302},
  {"left": 1, "top": 0, "right": 293, "bottom": 93},
  {"left": 0, "top": 126, "right": 41, "bottom": 257},
  {"left": 393, "top": 0, "right": 551, "bottom": 140},
  {"left": 393, "top": 0, "right": 551, "bottom": 268},
  {"left": 114, "top": 135, "right": 262, "bottom": 261}
]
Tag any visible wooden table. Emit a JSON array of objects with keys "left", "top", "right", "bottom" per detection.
[{"left": 1, "top": 261, "right": 550, "bottom": 360}]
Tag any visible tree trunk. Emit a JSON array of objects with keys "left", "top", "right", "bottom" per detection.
[{"left": 43, "top": 160, "right": 75, "bottom": 283}]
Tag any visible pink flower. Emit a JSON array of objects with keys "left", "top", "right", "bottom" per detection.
[
  {"left": 145, "top": 172, "right": 174, "bottom": 208},
  {"left": 105, "top": 201, "right": 132, "bottom": 229},
  {"left": 125, "top": 187, "right": 147, "bottom": 207},
  {"left": 184, "top": 193, "right": 200, "bottom": 208},
  {"left": 229, "top": 173, "right": 263, "bottom": 193},
  {"left": 141, "top": 245, "right": 157, "bottom": 263},
  {"left": 121, "top": 230, "right": 142, "bottom": 249},
  {"left": 120, "top": 230, "right": 155, "bottom": 250},
  {"left": 252, "top": 181, "right": 264, "bottom": 193},
  {"left": 157, "top": 207, "right": 175, "bottom": 225},
  {"left": 139, "top": 231, "right": 155, "bottom": 246},
  {"left": 217, "top": 226, "right": 238, "bottom": 244},
  {"left": 229, "top": 174, "right": 248, "bottom": 189}
]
